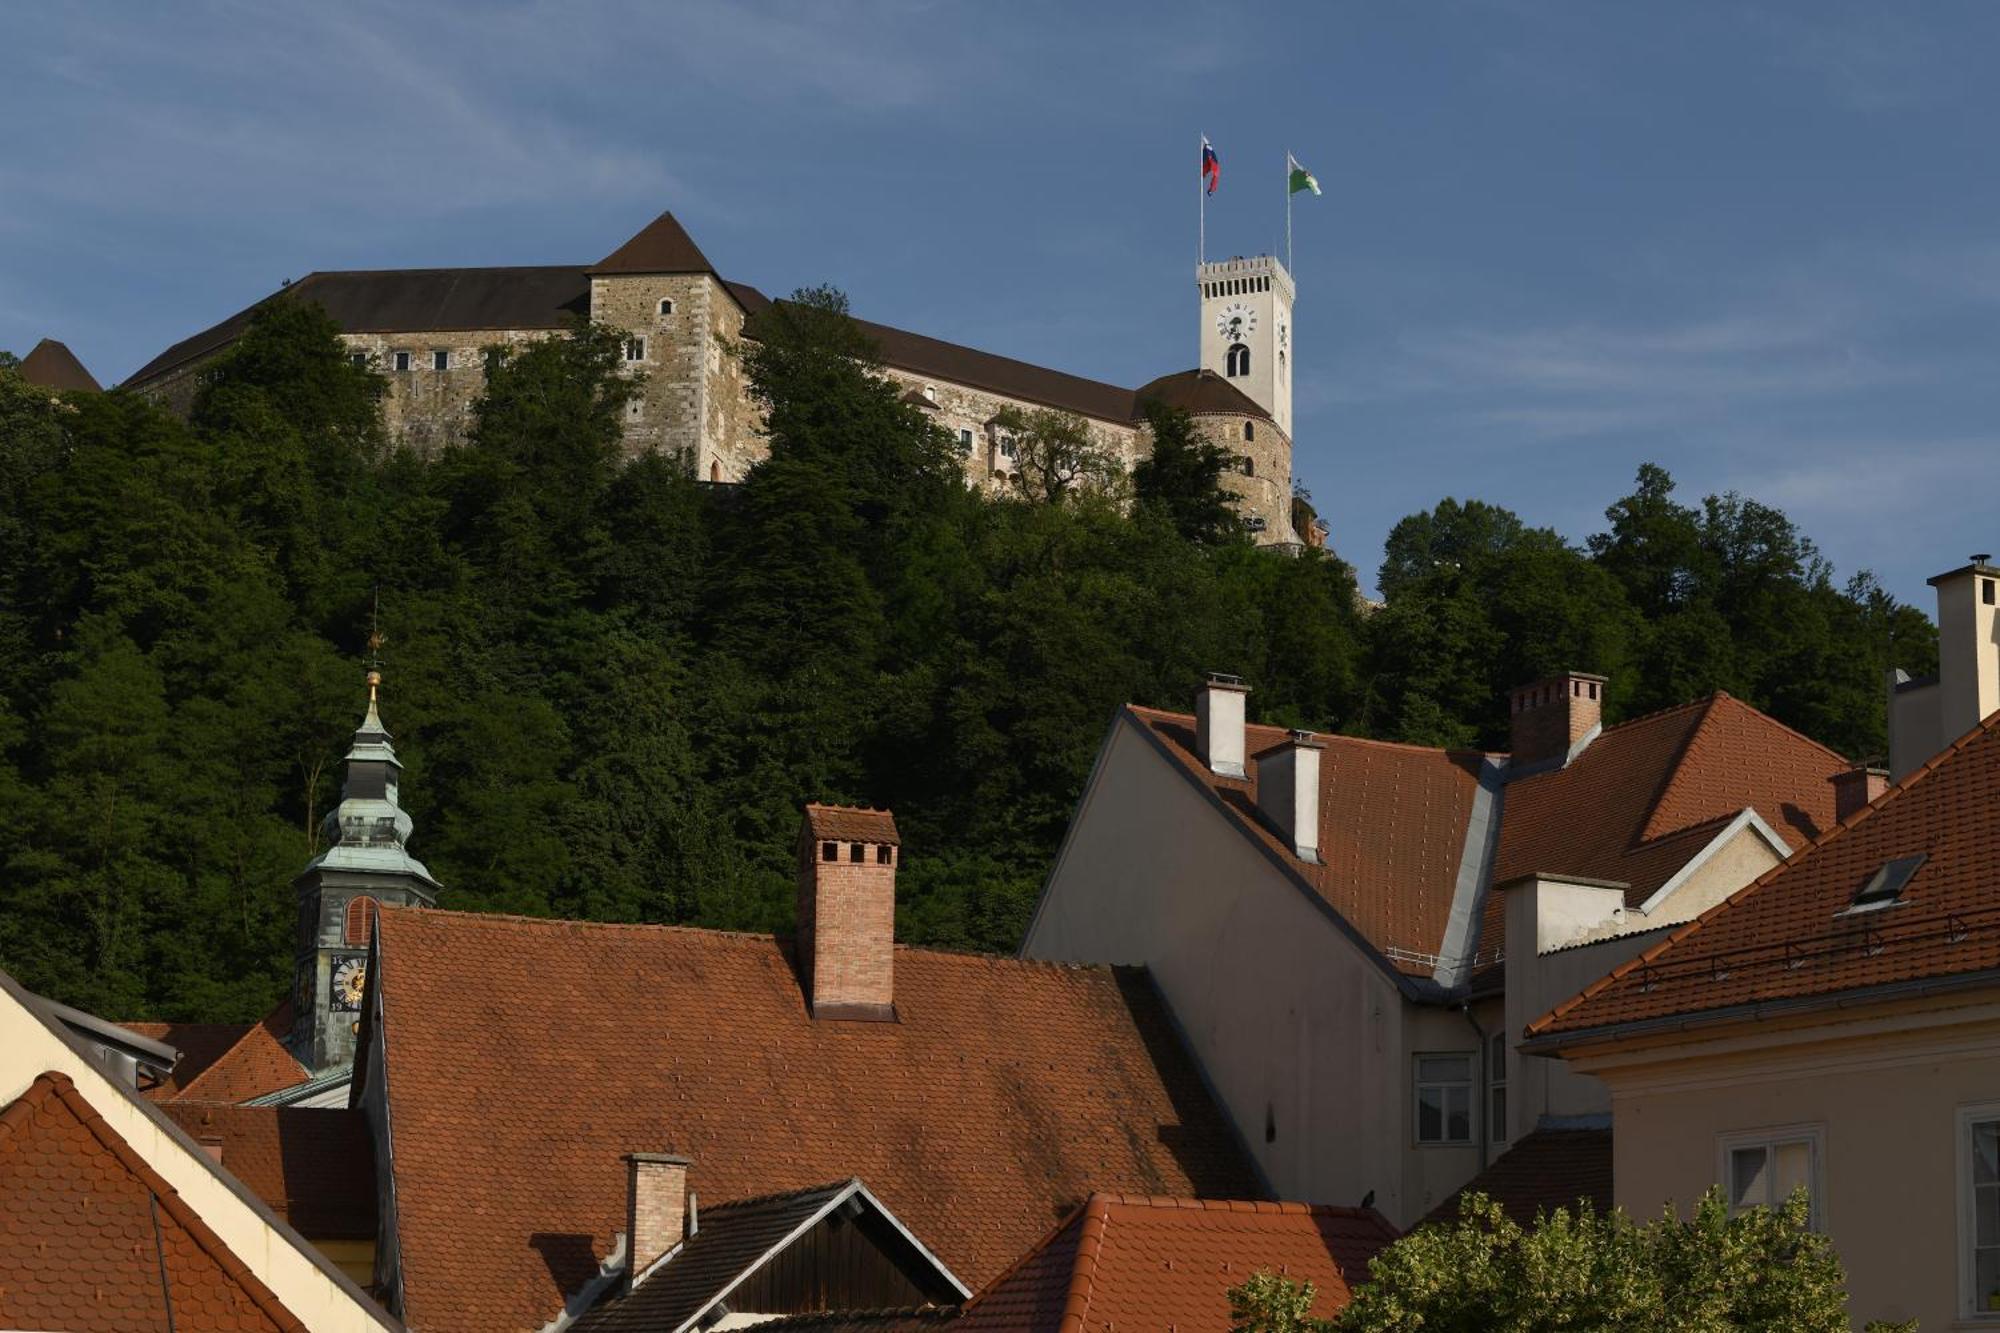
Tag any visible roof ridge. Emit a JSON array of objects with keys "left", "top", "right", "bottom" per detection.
[
  {"left": 1701, "top": 691, "right": 1849, "bottom": 764},
  {"left": 0, "top": 1069, "right": 66, "bottom": 1145},
  {"left": 1593, "top": 691, "right": 1718, "bottom": 736},
  {"left": 1059, "top": 1195, "right": 1114, "bottom": 1333},
  {"left": 1093, "top": 1194, "right": 1385, "bottom": 1219},
  {"left": 41, "top": 1071, "right": 311, "bottom": 1332},
  {"left": 1528, "top": 705, "right": 2000, "bottom": 1038},
  {"left": 1125, "top": 704, "right": 1498, "bottom": 760}
]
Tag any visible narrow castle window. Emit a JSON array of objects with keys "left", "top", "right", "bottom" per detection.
[
  {"left": 1226, "top": 343, "right": 1251, "bottom": 377},
  {"left": 625, "top": 337, "right": 647, "bottom": 363},
  {"left": 821, "top": 841, "right": 839, "bottom": 862},
  {"left": 348, "top": 352, "right": 367, "bottom": 368},
  {"left": 876, "top": 845, "right": 892, "bottom": 866},
  {"left": 1242, "top": 457, "right": 1255, "bottom": 477},
  {"left": 658, "top": 298, "right": 675, "bottom": 317},
  {"left": 393, "top": 350, "right": 412, "bottom": 372},
  {"left": 710, "top": 459, "right": 721, "bottom": 483},
  {"left": 1244, "top": 421, "right": 1255, "bottom": 441},
  {"left": 849, "top": 842, "right": 866, "bottom": 863},
  {"left": 923, "top": 384, "right": 938, "bottom": 403},
  {"left": 432, "top": 349, "right": 449, "bottom": 371}
]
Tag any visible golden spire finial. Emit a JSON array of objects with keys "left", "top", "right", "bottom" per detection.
[{"left": 365, "top": 588, "right": 386, "bottom": 702}]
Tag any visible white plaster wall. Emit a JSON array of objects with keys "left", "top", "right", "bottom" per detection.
[
  {"left": 1580, "top": 1001, "right": 2000, "bottom": 1332},
  {"left": 0, "top": 983, "right": 391, "bottom": 1331},
  {"left": 1025, "top": 714, "right": 1443, "bottom": 1226}
]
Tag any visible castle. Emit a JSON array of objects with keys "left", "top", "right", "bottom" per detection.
[{"left": 126, "top": 211, "right": 1317, "bottom": 547}]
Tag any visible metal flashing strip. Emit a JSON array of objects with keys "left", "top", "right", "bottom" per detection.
[{"left": 1433, "top": 756, "right": 1507, "bottom": 991}]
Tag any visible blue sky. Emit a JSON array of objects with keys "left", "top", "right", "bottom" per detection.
[{"left": 6, "top": 2, "right": 2000, "bottom": 604}]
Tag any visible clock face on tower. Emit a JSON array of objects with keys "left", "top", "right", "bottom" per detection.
[
  {"left": 331, "top": 954, "right": 367, "bottom": 1011},
  {"left": 1216, "top": 302, "right": 1258, "bottom": 342}
]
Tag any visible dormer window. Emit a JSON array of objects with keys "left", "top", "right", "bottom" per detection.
[{"left": 1850, "top": 853, "right": 1925, "bottom": 912}]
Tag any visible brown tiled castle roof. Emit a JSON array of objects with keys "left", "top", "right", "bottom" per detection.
[
  {"left": 955, "top": 1195, "right": 1395, "bottom": 1333},
  {"left": 122, "top": 1019, "right": 260, "bottom": 1101},
  {"left": 1420, "top": 1126, "right": 1613, "bottom": 1228},
  {"left": 361, "top": 907, "right": 1262, "bottom": 1333},
  {"left": 588, "top": 209, "right": 719, "bottom": 276},
  {"left": 16, "top": 337, "right": 101, "bottom": 391},
  {"left": 158, "top": 1104, "right": 377, "bottom": 1241},
  {"left": 1125, "top": 706, "right": 1492, "bottom": 979},
  {"left": 0, "top": 1072, "right": 307, "bottom": 1332},
  {"left": 806, "top": 804, "right": 901, "bottom": 845},
  {"left": 1132, "top": 369, "right": 1273, "bottom": 425},
  {"left": 1530, "top": 706, "right": 2000, "bottom": 1044}
]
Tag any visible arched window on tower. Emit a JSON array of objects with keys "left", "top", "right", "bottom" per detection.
[
  {"left": 1244, "top": 421, "right": 1255, "bottom": 442},
  {"left": 344, "top": 895, "right": 380, "bottom": 947},
  {"left": 710, "top": 459, "right": 721, "bottom": 483},
  {"left": 1226, "top": 343, "right": 1251, "bottom": 377}
]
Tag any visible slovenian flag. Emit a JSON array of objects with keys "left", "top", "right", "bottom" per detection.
[{"left": 1202, "top": 139, "right": 1221, "bottom": 195}]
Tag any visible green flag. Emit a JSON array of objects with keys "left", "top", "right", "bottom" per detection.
[{"left": 1288, "top": 155, "right": 1321, "bottom": 196}]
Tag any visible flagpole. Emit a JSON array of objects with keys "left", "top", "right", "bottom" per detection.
[
  {"left": 1198, "top": 133, "right": 1206, "bottom": 267},
  {"left": 1286, "top": 150, "right": 1294, "bottom": 279}
]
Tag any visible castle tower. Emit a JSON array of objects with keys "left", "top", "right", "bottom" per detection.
[
  {"left": 291, "top": 667, "right": 439, "bottom": 1071},
  {"left": 1197, "top": 254, "right": 1295, "bottom": 439}
]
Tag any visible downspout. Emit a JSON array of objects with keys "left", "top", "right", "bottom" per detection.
[{"left": 1459, "top": 1003, "right": 1488, "bottom": 1171}]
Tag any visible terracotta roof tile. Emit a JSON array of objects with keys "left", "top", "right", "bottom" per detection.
[
  {"left": 120, "top": 1020, "right": 258, "bottom": 1101},
  {"left": 956, "top": 1195, "right": 1396, "bottom": 1333},
  {"left": 805, "top": 805, "right": 902, "bottom": 846},
  {"left": 158, "top": 1104, "right": 376, "bottom": 1240},
  {"left": 1127, "top": 706, "right": 1491, "bottom": 974},
  {"left": 1420, "top": 1127, "right": 1612, "bottom": 1229},
  {"left": 0, "top": 1072, "right": 307, "bottom": 1332},
  {"left": 170, "top": 1000, "right": 310, "bottom": 1104},
  {"left": 1531, "top": 708, "right": 2000, "bottom": 1041},
  {"left": 370, "top": 908, "right": 1262, "bottom": 1333}
]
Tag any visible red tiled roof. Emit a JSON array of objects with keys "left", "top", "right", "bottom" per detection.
[
  {"left": 1420, "top": 1127, "right": 1613, "bottom": 1229},
  {"left": 1127, "top": 706, "right": 1491, "bottom": 975},
  {"left": 806, "top": 804, "right": 901, "bottom": 846},
  {"left": 165, "top": 1000, "right": 309, "bottom": 1104},
  {"left": 956, "top": 1195, "right": 1396, "bottom": 1333},
  {"left": 17, "top": 337, "right": 101, "bottom": 392},
  {"left": 366, "top": 908, "right": 1262, "bottom": 1333},
  {"left": 1531, "top": 708, "right": 2000, "bottom": 1042},
  {"left": 0, "top": 1072, "right": 306, "bottom": 1332},
  {"left": 158, "top": 1104, "right": 376, "bottom": 1240},
  {"left": 121, "top": 1020, "right": 257, "bottom": 1101}
]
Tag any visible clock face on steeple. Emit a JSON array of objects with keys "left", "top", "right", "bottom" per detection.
[
  {"left": 332, "top": 954, "right": 368, "bottom": 1011},
  {"left": 1216, "top": 302, "right": 1258, "bottom": 342}
]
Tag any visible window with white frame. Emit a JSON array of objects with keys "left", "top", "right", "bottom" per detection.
[
  {"left": 1489, "top": 1033, "right": 1509, "bottom": 1146},
  {"left": 1962, "top": 1106, "right": 2000, "bottom": 1317},
  {"left": 625, "top": 336, "right": 647, "bottom": 363},
  {"left": 1414, "top": 1053, "right": 1474, "bottom": 1145},
  {"left": 658, "top": 298, "right": 675, "bottom": 317},
  {"left": 432, "top": 349, "right": 449, "bottom": 371},
  {"left": 957, "top": 429, "right": 974, "bottom": 455},
  {"left": 1720, "top": 1126, "right": 1821, "bottom": 1222},
  {"left": 393, "top": 350, "right": 412, "bottom": 372}
]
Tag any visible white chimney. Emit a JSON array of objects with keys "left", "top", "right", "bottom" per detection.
[
  {"left": 1196, "top": 673, "right": 1249, "bottom": 778},
  {"left": 1933, "top": 555, "right": 2000, "bottom": 747},
  {"left": 1257, "top": 731, "right": 1322, "bottom": 864},
  {"left": 624, "top": 1153, "right": 690, "bottom": 1277}
]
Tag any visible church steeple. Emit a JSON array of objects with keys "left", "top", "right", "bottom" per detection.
[{"left": 291, "top": 661, "right": 440, "bottom": 1072}]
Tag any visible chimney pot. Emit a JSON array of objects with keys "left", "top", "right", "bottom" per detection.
[
  {"left": 1830, "top": 764, "right": 1889, "bottom": 823},
  {"left": 797, "top": 805, "right": 900, "bottom": 1021},
  {"left": 624, "top": 1153, "right": 690, "bottom": 1277},
  {"left": 1256, "top": 731, "right": 1323, "bottom": 864},
  {"left": 1508, "top": 671, "right": 1607, "bottom": 768},
  {"left": 1196, "top": 674, "right": 1250, "bottom": 779}
]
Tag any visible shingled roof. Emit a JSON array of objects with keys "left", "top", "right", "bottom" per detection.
[
  {"left": 1132, "top": 369, "right": 1273, "bottom": 425},
  {"left": 954, "top": 1195, "right": 1396, "bottom": 1333},
  {"left": 1124, "top": 706, "right": 1495, "bottom": 982},
  {"left": 588, "top": 209, "right": 719, "bottom": 276},
  {"left": 126, "top": 1000, "right": 309, "bottom": 1104},
  {"left": 16, "top": 337, "right": 101, "bottom": 392},
  {"left": 806, "top": 804, "right": 901, "bottom": 845},
  {"left": 1419, "top": 1125, "right": 1613, "bottom": 1229},
  {"left": 158, "top": 1103, "right": 377, "bottom": 1241},
  {"left": 0, "top": 1072, "right": 307, "bottom": 1332},
  {"left": 1529, "top": 706, "right": 2000, "bottom": 1046},
  {"left": 360, "top": 907, "right": 1262, "bottom": 1333}
]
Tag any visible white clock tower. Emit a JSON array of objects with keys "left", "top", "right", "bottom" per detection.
[{"left": 1197, "top": 253, "right": 1295, "bottom": 437}]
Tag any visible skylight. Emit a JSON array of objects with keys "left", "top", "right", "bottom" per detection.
[{"left": 1850, "top": 853, "right": 1926, "bottom": 911}]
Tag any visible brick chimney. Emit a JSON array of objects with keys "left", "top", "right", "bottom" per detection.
[
  {"left": 1830, "top": 764, "right": 1889, "bottom": 823},
  {"left": 1509, "top": 671, "right": 1607, "bottom": 768},
  {"left": 797, "top": 804, "right": 900, "bottom": 1021},
  {"left": 1256, "top": 731, "right": 1323, "bottom": 864},
  {"left": 1196, "top": 673, "right": 1250, "bottom": 778},
  {"left": 624, "top": 1153, "right": 690, "bottom": 1276}
]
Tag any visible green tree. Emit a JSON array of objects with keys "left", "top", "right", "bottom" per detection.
[
  {"left": 990, "top": 404, "right": 1123, "bottom": 505},
  {"left": 1133, "top": 400, "right": 1239, "bottom": 545}
]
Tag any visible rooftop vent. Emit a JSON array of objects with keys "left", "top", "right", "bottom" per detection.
[{"left": 1850, "top": 853, "right": 1926, "bottom": 912}]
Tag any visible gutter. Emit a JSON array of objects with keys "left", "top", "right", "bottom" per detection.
[{"left": 1521, "top": 964, "right": 2000, "bottom": 1056}]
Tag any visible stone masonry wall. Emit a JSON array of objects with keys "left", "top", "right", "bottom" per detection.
[
  {"left": 339, "top": 328, "right": 549, "bottom": 454},
  {"left": 1188, "top": 411, "right": 1296, "bottom": 545},
  {"left": 879, "top": 367, "right": 1141, "bottom": 496}
]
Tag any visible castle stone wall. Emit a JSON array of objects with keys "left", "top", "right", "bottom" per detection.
[
  {"left": 880, "top": 367, "right": 1141, "bottom": 495},
  {"left": 340, "top": 328, "right": 550, "bottom": 454}
]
